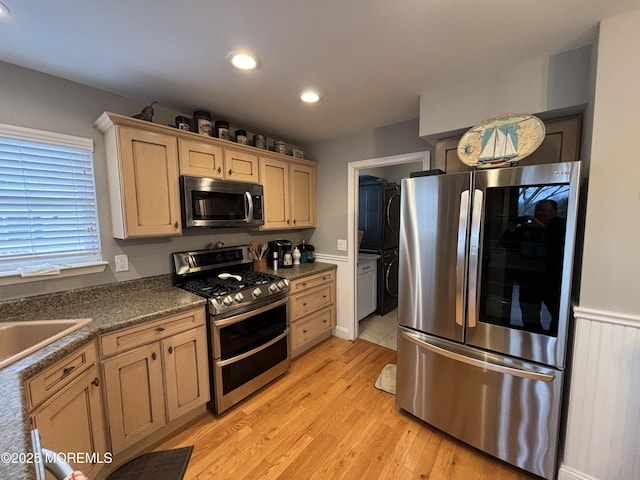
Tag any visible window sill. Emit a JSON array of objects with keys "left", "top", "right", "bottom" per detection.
[{"left": 0, "top": 261, "right": 109, "bottom": 286}]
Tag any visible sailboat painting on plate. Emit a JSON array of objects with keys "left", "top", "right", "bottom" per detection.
[{"left": 457, "top": 113, "right": 545, "bottom": 169}]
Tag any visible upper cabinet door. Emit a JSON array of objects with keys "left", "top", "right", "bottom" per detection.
[
  {"left": 289, "top": 162, "right": 317, "bottom": 228},
  {"left": 223, "top": 148, "right": 259, "bottom": 183},
  {"left": 108, "top": 126, "right": 182, "bottom": 238},
  {"left": 259, "top": 156, "right": 291, "bottom": 229},
  {"left": 434, "top": 115, "right": 582, "bottom": 173},
  {"left": 178, "top": 138, "right": 224, "bottom": 179}
]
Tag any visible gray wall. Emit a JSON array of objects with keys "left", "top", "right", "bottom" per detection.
[
  {"left": 306, "top": 119, "right": 430, "bottom": 255},
  {"left": 0, "top": 61, "right": 311, "bottom": 301}
]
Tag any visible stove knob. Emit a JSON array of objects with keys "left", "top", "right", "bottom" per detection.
[
  {"left": 277, "top": 280, "right": 286, "bottom": 290},
  {"left": 268, "top": 283, "right": 278, "bottom": 293},
  {"left": 223, "top": 295, "right": 234, "bottom": 306},
  {"left": 234, "top": 293, "right": 244, "bottom": 303},
  {"left": 252, "top": 288, "right": 262, "bottom": 298}
]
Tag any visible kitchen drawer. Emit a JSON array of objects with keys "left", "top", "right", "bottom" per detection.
[
  {"left": 289, "top": 270, "right": 334, "bottom": 294},
  {"left": 358, "top": 260, "right": 376, "bottom": 276},
  {"left": 290, "top": 284, "right": 334, "bottom": 322},
  {"left": 26, "top": 340, "right": 98, "bottom": 410},
  {"left": 100, "top": 307, "right": 205, "bottom": 357},
  {"left": 290, "top": 307, "right": 334, "bottom": 351}
]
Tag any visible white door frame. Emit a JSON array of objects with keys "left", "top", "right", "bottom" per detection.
[{"left": 346, "top": 151, "right": 430, "bottom": 340}]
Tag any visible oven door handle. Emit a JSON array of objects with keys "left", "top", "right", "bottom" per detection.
[
  {"left": 214, "top": 295, "right": 289, "bottom": 327},
  {"left": 217, "top": 328, "right": 289, "bottom": 367}
]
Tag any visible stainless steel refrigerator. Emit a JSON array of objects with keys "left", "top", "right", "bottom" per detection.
[{"left": 396, "top": 161, "right": 580, "bottom": 479}]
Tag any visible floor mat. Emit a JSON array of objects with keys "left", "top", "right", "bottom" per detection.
[
  {"left": 374, "top": 363, "right": 396, "bottom": 394},
  {"left": 107, "top": 446, "right": 193, "bottom": 480}
]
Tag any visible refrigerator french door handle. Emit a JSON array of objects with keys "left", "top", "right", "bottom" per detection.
[
  {"left": 401, "top": 330, "right": 554, "bottom": 382},
  {"left": 455, "top": 190, "right": 470, "bottom": 327},
  {"left": 466, "top": 189, "right": 483, "bottom": 328}
]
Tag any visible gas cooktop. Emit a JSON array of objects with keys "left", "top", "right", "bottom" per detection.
[{"left": 171, "top": 246, "right": 289, "bottom": 317}]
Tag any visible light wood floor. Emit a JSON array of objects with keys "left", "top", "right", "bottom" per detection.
[{"left": 156, "top": 337, "right": 539, "bottom": 480}]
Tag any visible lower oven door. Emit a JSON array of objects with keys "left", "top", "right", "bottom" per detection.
[{"left": 212, "top": 296, "right": 290, "bottom": 413}]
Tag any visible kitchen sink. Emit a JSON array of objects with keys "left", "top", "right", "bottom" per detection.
[{"left": 0, "top": 318, "right": 92, "bottom": 369}]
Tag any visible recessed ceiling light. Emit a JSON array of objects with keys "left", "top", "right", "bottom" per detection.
[
  {"left": 0, "top": 1, "right": 10, "bottom": 18},
  {"left": 227, "top": 51, "right": 261, "bottom": 71},
  {"left": 300, "top": 90, "right": 321, "bottom": 103}
]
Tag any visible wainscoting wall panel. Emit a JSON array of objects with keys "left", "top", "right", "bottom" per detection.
[{"left": 559, "top": 306, "right": 640, "bottom": 480}]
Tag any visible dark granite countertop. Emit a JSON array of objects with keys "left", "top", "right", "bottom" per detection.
[
  {"left": 267, "top": 261, "right": 336, "bottom": 281},
  {"left": 0, "top": 275, "right": 205, "bottom": 480}
]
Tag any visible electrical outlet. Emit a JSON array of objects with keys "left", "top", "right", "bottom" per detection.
[
  {"left": 337, "top": 239, "right": 347, "bottom": 251},
  {"left": 114, "top": 254, "right": 129, "bottom": 272}
]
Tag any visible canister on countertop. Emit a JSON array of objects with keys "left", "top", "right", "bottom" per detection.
[
  {"left": 253, "top": 134, "right": 266, "bottom": 149},
  {"left": 235, "top": 129, "right": 248, "bottom": 145},
  {"left": 175, "top": 116, "right": 190, "bottom": 131},
  {"left": 274, "top": 140, "right": 287, "bottom": 155},
  {"left": 215, "top": 120, "right": 230, "bottom": 141},
  {"left": 194, "top": 110, "right": 212, "bottom": 135}
]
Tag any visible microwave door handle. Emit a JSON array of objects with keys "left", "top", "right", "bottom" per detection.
[
  {"left": 456, "top": 189, "right": 470, "bottom": 327},
  {"left": 245, "top": 191, "right": 254, "bottom": 223}
]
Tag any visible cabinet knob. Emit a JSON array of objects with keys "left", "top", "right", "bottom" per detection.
[
  {"left": 92, "top": 377, "right": 100, "bottom": 387},
  {"left": 293, "top": 219, "right": 296, "bottom": 225},
  {"left": 217, "top": 166, "right": 222, "bottom": 173},
  {"left": 168, "top": 346, "right": 173, "bottom": 354},
  {"left": 303, "top": 329, "right": 308, "bottom": 334},
  {"left": 151, "top": 352, "right": 157, "bottom": 361},
  {"left": 303, "top": 302, "right": 308, "bottom": 306},
  {"left": 286, "top": 219, "right": 290, "bottom": 224},
  {"left": 228, "top": 169, "right": 232, "bottom": 176},
  {"left": 174, "top": 221, "right": 179, "bottom": 229}
]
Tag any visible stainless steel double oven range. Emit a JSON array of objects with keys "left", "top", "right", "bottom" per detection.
[{"left": 172, "top": 245, "right": 290, "bottom": 413}]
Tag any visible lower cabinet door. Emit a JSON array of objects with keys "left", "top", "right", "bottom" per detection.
[
  {"left": 31, "top": 365, "right": 108, "bottom": 478},
  {"left": 102, "top": 342, "right": 166, "bottom": 453},
  {"left": 162, "top": 326, "right": 210, "bottom": 422}
]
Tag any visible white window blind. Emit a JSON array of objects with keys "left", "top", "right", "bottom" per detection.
[{"left": 0, "top": 123, "right": 102, "bottom": 274}]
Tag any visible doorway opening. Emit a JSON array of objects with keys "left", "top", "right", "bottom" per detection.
[{"left": 347, "top": 151, "right": 429, "bottom": 346}]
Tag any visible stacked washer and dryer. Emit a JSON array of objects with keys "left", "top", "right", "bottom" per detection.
[{"left": 358, "top": 174, "right": 401, "bottom": 316}]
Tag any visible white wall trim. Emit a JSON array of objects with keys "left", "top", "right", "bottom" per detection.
[
  {"left": 346, "top": 151, "right": 430, "bottom": 341},
  {"left": 573, "top": 305, "right": 640, "bottom": 328},
  {"left": 560, "top": 306, "right": 640, "bottom": 480},
  {"left": 314, "top": 253, "right": 351, "bottom": 340},
  {"left": 558, "top": 464, "right": 599, "bottom": 480}
]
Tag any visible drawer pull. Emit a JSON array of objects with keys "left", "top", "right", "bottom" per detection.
[
  {"left": 92, "top": 377, "right": 100, "bottom": 387},
  {"left": 303, "top": 302, "right": 308, "bottom": 306},
  {"left": 302, "top": 282, "right": 307, "bottom": 287},
  {"left": 168, "top": 346, "right": 173, "bottom": 354},
  {"left": 156, "top": 327, "right": 165, "bottom": 332},
  {"left": 303, "top": 329, "right": 308, "bottom": 334},
  {"left": 62, "top": 366, "right": 75, "bottom": 377},
  {"left": 151, "top": 352, "right": 157, "bottom": 361}
]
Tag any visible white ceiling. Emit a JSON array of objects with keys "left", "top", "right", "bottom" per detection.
[{"left": 1, "top": 0, "right": 639, "bottom": 144}]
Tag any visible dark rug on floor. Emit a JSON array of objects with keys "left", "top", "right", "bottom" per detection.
[{"left": 107, "top": 446, "right": 194, "bottom": 480}]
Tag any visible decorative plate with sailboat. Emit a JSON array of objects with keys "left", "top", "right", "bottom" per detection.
[{"left": 456, "top": 113, "right": 545, "bottom": 168}]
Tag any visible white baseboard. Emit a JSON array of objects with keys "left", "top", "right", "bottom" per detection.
[{"left": 558, "top": 464, "right": 599, "bottom": 480}]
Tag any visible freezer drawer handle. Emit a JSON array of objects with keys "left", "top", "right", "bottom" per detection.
[{"left": 401, "top": 330, "right": 554, "bottom": 383}]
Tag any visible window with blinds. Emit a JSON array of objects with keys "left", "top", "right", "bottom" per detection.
[{"left": 0, "top": 123, "right": 102, "bottom": 275}]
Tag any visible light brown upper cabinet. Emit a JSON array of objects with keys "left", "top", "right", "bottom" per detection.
[
  {"left": 179, "top": 138, "right": 259, "bottom": 183},
  {"left": 95, "top": 112, "right": 182, "bottom": 239},
  {"left": 259, "top": 155, "right": 317, "bottom": 230},
  {"left": 433, "top": 115, "right": 582, "bottom": 174}
]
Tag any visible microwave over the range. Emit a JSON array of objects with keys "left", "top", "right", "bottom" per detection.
[{"left": 180, "top": 175, "right": 264, "bottom": 228}]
